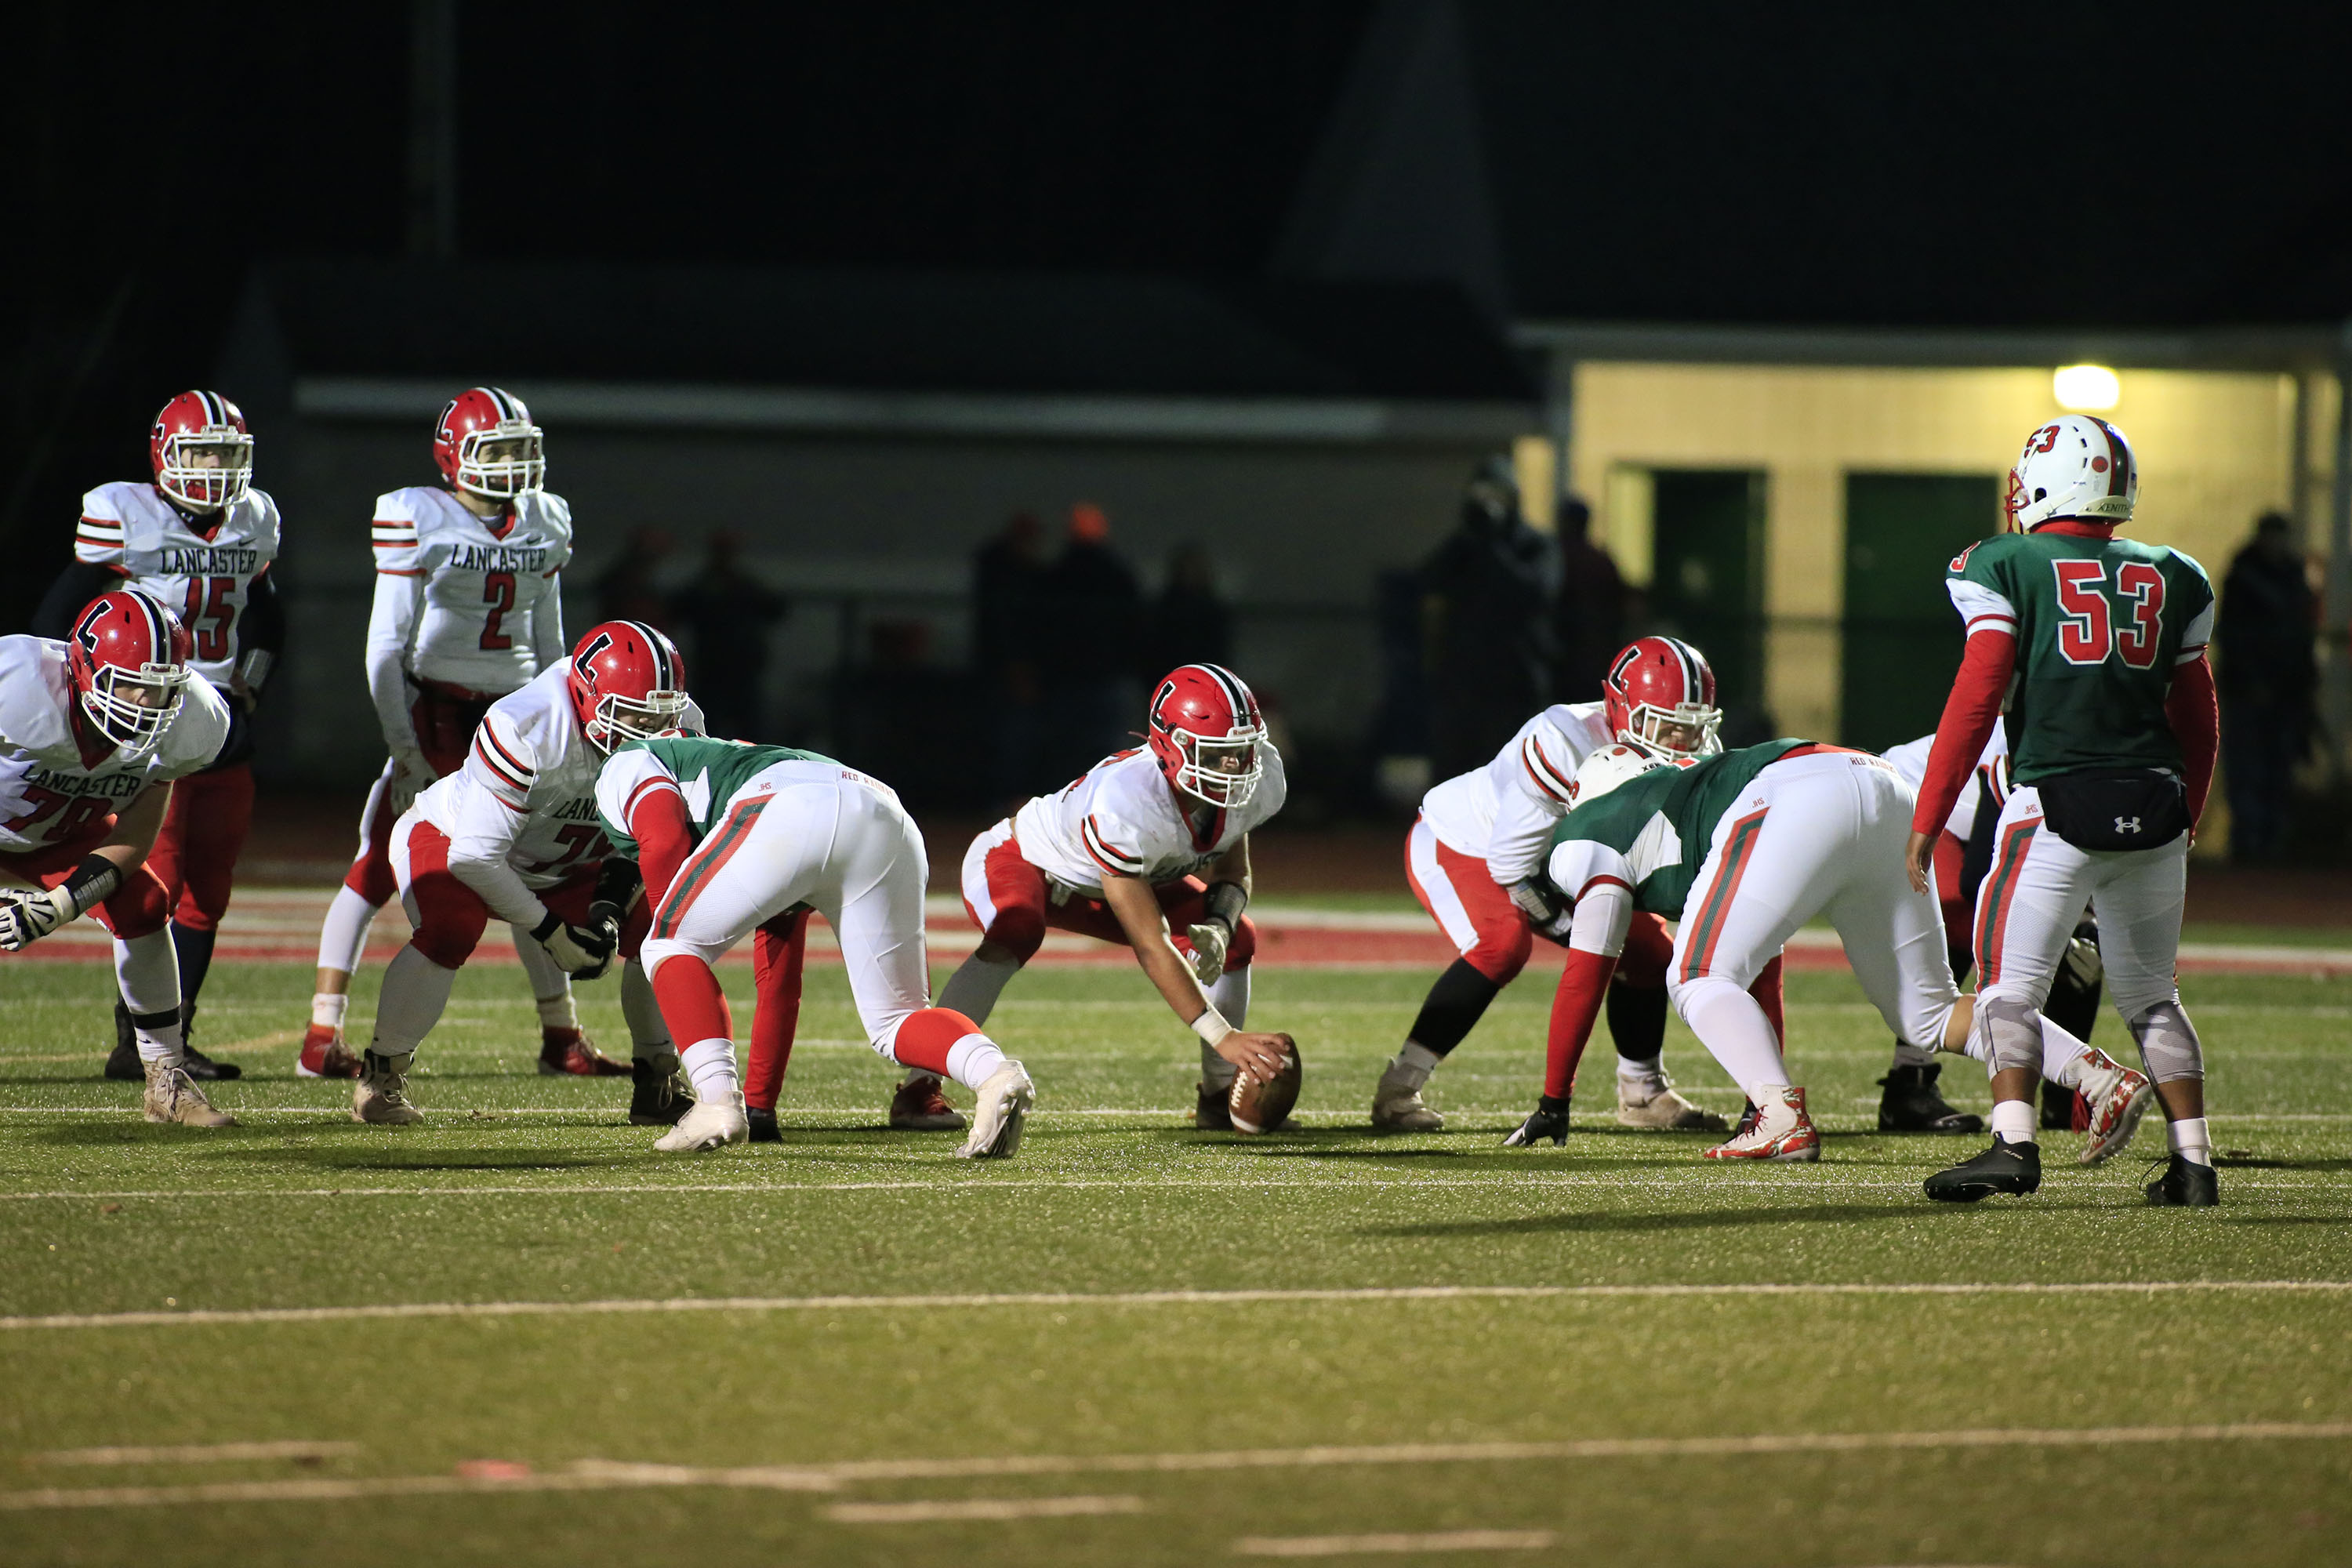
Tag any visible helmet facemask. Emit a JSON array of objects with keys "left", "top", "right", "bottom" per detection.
[
  {"left": 1620, "top": 699, "right": 1722, "bottom": 759},
  {"left": 1167, "top": 726, "right": 1264, "bottom": 808},
  {"left": 583, "top": 688, "right": 691, "bottom": 754},
  {"left": 82, "top": 660, "right": 189, "bottom": 757},
  {"left": 157, "top": 431, "right": 253, "bottom": 512},
  {"left": 456, "top": 426, "right": 546, "bottom": 499}
]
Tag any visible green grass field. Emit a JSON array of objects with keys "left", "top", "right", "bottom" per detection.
[{"left": 2, "top": 957, "right": 2348, "bottom": 1566}]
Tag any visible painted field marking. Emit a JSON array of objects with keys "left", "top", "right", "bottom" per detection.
[
  {"left": 825, "top": 1494, "right": 1146, "bottom": 1523},
  {"left": 4, "top": 1279, "right": 2347, "bottom": 1333},
  {"left": 1234, "top": 1529, "right": 1555, "bottom": 1556},
  {"left": 37, "top": 1441, "right": 359, "bottom": 1467},
  {"left": 4, "top": 1422, "right": 2350, "bottom": 1513}
]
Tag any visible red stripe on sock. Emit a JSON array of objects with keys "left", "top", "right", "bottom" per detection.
[{"left": 650, "top": 956, "right": 732, "bottom": 1053}]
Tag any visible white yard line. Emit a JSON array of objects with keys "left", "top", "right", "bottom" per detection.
[
  {"left": 38, "top": 1441, "right": 359, "bottom": 1467},
  {"left": 3, "top": 1279, "right": 2347, "bottom": 1333},
  {"left": 1235, "top": 1529, "right": 1555, "bottom": 1556},
  {"left": 825, "top": 1494, "right": 1147, "bottom": 1523}
]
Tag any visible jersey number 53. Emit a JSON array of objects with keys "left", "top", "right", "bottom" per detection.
[{"left": 2051, "top": 560, "right": 2164, "bottom": 670}]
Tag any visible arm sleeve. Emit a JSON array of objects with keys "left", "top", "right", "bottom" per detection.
[
  {"left": 2166, "top": 652, "right": 2219, "bottom": 825},
  {"left": 594, "top": 750, "right": 687, "bottom": 888},
  {"left": 627, "top": 788, "right": 696, "bottom": 910},
  {"left": 241, "top": 568, "right": 285, "bottom": 656},
  {"left": 441, "top": 772, "right": 549, "bottom": 929},
  {"left": 1911, "top": 579, "right": 2019, "bottom": 837},
  {"left": 1485, "top": 726, "right": 1579, "bottom": 886},
  {"left": 367, "top": 572, "right": 426, "bottom": 760},
  {"left": 30, "top": 561, "right": 125, "bottom": 639},
  {"left": 532, "top": 571, "right": 568, "bottom": 672}
]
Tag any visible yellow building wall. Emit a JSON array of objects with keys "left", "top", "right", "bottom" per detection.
[{"left": 1563, "top": 363, "right": 2297, "bottom": 743}]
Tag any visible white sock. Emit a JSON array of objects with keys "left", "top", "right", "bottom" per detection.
[
  {"left": 310, "top": 992, "right": 350, "bottom": 1032},
  {"left": 534, "top": 990, "right": 579, "bottom": 1032},
  {"left": 2040, "top": 1016, "right": 2096, "bottom": 1087},
  {"left": 371, "top": 944, "right": 456, "bottom": 1058},
  {"left": 1208, "top": 965, "right": 1250, "bottom": 1029},
  {"left": 315, "top": 885, "right": 379, "bottom": 975},
  {"left": 1990, "top": 1098, "right": 2038, "bottom": 1145},
  {"left": 944, "top": 1033, "right": 1008, "bottom": 1091},
  {"left": 679, "top": 1038, "right": 740, "bottom": 1102},
  {"left": 936, "top": 953, "right": 1021, "bottom": 1025},
  {"left": 1200, "top": 1041, "right": 1238, "bottom": 1091},
  {"left": 1617, "top": 1054, "right": 1666, "bottom": 1088},
  {"left": 1678, "top": 982, "right": 1788, "bottom": 1103},
  {"left": 1387, "top": 1041, "right": 1442, "bottom": 1090},
  {"left": 132, "top": 1014, "right": 184, "bottom": 1067},
  {"left": 619, "top": 960, "right": 671, "bottom": 1061},
  {"left": 2169, "top": 1115, "right": 2212, "bottom": 1167},
  {"left": 113, "top": 931, "right": 180, "bottom": 1018}
]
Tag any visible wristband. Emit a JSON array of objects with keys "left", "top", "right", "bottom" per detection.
[
  {"left": 1190, "top": 1007, "right": 1234, "bottom": 1047},
  {"left": 60, "top": 855, "right": 122, "bottom": 918},
  {"left": 237, "top": 648, "right": 275, "bottom": 693},
  {"left": 1202, "top": 879, "right": 1247, "bottom": 930}
]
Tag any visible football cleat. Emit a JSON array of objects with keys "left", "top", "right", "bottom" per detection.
[
  {"left": 627, "top": 1054, "right": 696, "bottom": 1127},
  {"left": 352, "top": 1051, "right": 423, "bottom": 1125},
  {"left": 1702, "top": 1086, "right": 1818, "bottom": 1161},
  {"left": 956, "top": 1062, "right": 1035, "bottom": 1159},
  {"left": 889, "top": 1073, "right": 968, "bottom": 1132},
  {"left": 2143, "top": 1154, "right": 2220, "bottom": 1207},
  {"left": 296, "top": 1025, "right": 364, "bottom": 1079},
  {"left": 1924, "top": 1139, "right": 2041, "bottom": 1202},
  {"left": 655, "top": 1093, "right": 748, "bottom": 1152},
  {"left": 1503, "top": 1094, "right": 1572, "bottom": 1147},
  {"left": 1194, "top": 1081, "right": 1236, "bottom": 1131},
  {"left": 2076, "top": 1054, "right": 2154, "bottom": 1166},
  {"left": 1370, "top": 1065, "right": 1444, "bottom": 1131},
  {"left": 1617, "top": 1076, "right": 1726, "bottom": 1131},
  {"left": 746, "top": 1105, "right": 782, "bottom": 1144},
  {"left": 1875, "top": 1062, "right": 1983, "bottom": 1134},
  {"left": 143, "top": 1061, "right": 236, "bottom": 1127},
  {"left": 539, "top": 1027, "right": 630, "bottom": 1076}
]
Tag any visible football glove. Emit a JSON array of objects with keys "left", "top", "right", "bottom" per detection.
[
  {"left": 0, "top": 887, "right": 73, "bottom": 953},
  {"left": 1185, "top": 920, "right": 1231, "bottom": 987},
  {"left": 2060, "top": 919, "right": 2103, "bottom": 990},
  {"left": 530, "top": 910, "right": 612, "bottom": 976},
  {"left": 387, "top": 750, "right": 435, "bottom": 816},
  {"left": 1502, "top": 1094, "right": 1573, "bottom": 1147},
  {"left": 1507, "top": 880, "right": 1575, "bottom": 940},
  {"left": 573, "top": 902, "right": 625, "bottom": 982}
]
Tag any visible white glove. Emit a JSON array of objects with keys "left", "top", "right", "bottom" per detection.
[
  {"left": 530, "top": 911, "right": 601, "bottom": 974},
  {"left": 388, "top": 752, "right": 434, "bottom": 816},
  {"left": 0, "top": 887, "right": 74, "bottom": 952},
  {"left": 1185, "top": 920, "right": 1232, "bottom": 987},
  {"left": 1508, "top": 880, "right": 1575, "bottom": 940}
]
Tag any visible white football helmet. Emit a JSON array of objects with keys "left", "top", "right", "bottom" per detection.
[
  {"left": 2008, "top": 415, "right": 2136, "bottom": 530},
  {"left": 1566, "top": 742, "right": 1678, "bottom": 809}
]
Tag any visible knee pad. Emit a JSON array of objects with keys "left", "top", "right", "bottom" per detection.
[
  {"left": 985, "top": 905, "right": 1046, "bottom": 962},
  {"left": 2127, "top": 1000, "right": 2203, "bottom": 1084},
  {"left": 1225, "top": 914, "right": 1258, "bottom": 970},
  {"left": 1974, "top": 993, "right": 2043, "bottom": 1076},
  {"left": 405, "top": 876, "right": 488, "bottom": 970},
  {"left": 637, "top": 936, "right": 697, "bottom": 979},
  {"left": 96, "top": 869, "right": 172, "bottom": 940}
]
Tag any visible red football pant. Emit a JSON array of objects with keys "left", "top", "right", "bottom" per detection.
[
  {"left": 742, "top": 910, "right": 808, "bottom": 1111},
  {"left": 962, "top": 825, "right": 1257, "bottom": 970},
  {"left": 0, "top": 833, "right": 171, "bottom": 940},
  {"left": 397, "top": 821, "right": 647, "bottom": 971},
  {"left": 345, "top": 686, "right": 499, "bottom": 906},
  {"left": 142, "top": 762, "right": 254, "bottom": 932}
]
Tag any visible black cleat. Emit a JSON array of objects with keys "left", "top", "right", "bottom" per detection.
[
  {"left": 1194, "top": 1083, "right": 1235, "bottom": 1131},
  {"left": 1877, "top": 1062, "right": 1983, "bottom": 1134},
  {"left": 2144, "top": 1154, "right": 2220, "bottom": 1207},
  {"left": 745, "top": 1105, "right": 782, "bottom": 1144},
  {"left": 1503, "top": 1094, "right": 1572, "bottom": 1147},
  {"left": 1924, "top": 1139, "right": 2042, "bottom": 1202},
  {"left": 627, "top": 1056, "right": 695, "bottom": 1127},
  {"left": 180, "top": 1002, "right": 240, "bottom": 1081}
]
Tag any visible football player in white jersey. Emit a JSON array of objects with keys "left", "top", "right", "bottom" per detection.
[
  {"left": 936, "top": 664, "right": 1298, "bottom": 1126},
  {"left": 0, "top": 590, "right": 236, "bottom": 1125},
  {"left": 353, "top": 622, "right": 699, "bottom": 1126},
  {"left": 31, "top": 392, "right": 284, "bottom": 1083},
  {"left": 1374, "top": 637, "right": 1740, "bottom": 1138},
  {"left": 302, "top": 388, "right": 616, "bottom": 1080}
]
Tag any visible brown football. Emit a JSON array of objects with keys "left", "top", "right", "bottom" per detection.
[{"left": 1227, "top": 1037, "right": 1302, "bottom": 1134}]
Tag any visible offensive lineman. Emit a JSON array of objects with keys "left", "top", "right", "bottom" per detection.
[
  {"left": 0, "top": 590, "right": 236, "bottom": 1124},
  {"left": 353, "top": 622, "right": 699, "bottom": 1125},
  {"left": 302, "top": 388, "right": 619, "bottom": 1080},
  {"left": 1912, "top": 416, "right": 2221, "bottom": 1206},
  {"left": 594, "top": 733, "right": 1035, "bottom": 1156},
  {"left": 31, "top": 392, "right": 284, "bottom": 1083},
  {"left": 935, "top": 664, "right": 1297, "bottom": 1122}
]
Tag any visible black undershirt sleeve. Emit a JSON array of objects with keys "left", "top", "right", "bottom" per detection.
[
  {"left": 28, "top": 561, "right": 123, "bottom": 639},
  {"left": 240, "top": 569, "right": 286, "bottom": 655}
]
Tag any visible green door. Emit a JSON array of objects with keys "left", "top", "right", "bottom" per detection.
[
  {"left": 1839, "top": 473, "right": 2001, "bottom": 752},
  {"left": 1650, "top": 470, "right": 1766, "bottom": 735}
]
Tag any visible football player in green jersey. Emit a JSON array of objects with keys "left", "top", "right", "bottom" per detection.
[{"left": 1908, "top": 416, "right": 2221, "bottom": 1207}]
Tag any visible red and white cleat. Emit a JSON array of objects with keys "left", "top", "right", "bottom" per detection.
[
  {"left": 888, "top": 1074, "right": 968, "bottom": 1131},
  {"left": 539, "top": 1027, "right": 630, "bottom": 1077},
  {"left": 296, "top": 1025, "right": 363, "bottom": 1080},
  {"left": 1701, "top": 1086, "right": 1820, "bottom": 1162},
  {"left": 2077, "top": 1052, "right": 2155, "bottom": 1167}
]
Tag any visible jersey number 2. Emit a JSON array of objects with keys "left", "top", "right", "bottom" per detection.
[
  {"left": 2052, "top": 560, "right": 2164, "bottom": 669},
  {"left": 480, "top": 572, "right": 516, "bottom": 651},
  {"left": 180, "top": 576, "right": 236, "bottom": 662}
]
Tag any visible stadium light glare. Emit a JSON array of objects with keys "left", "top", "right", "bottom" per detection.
[{"left": 2053, "top": 364, "right": 2120, "bottom": 412}]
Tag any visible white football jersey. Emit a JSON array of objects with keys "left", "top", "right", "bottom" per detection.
[
  {"left": 0, "top": 636, "right": 232, "bottom": 856},
  {"left": 1011, "top": 743, "right": 1287, "bottom": 895},
  {"left": 370, "top": 485, "right": 572, "bottom": 696},
  {"left": 1882, "top": 727, "right": 2010, "bottom": 843},
  {"left": 1418, "top": 701, "right": 1613, "bottom": 884},
  {"left": 76, "top": 482, "right": 281, "bottom": 690},
  {"left": 408, "top": 662, "right": 702, "bottom": 924}
]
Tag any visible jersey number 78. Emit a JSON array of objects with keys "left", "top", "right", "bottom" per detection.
[{"left": 2051, "top": 559, "right": 2164, "bottom": 670}]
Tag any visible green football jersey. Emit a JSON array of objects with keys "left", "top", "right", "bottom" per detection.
[
  {"left": 1541, "top": 739, "right": 1809, "bottom": 919},
  {"left": 1946, "top": 529, "right": 2214, "bottom": 785},
  {"left": 598, "top": 735, "right": 840, "bottom": 858}
]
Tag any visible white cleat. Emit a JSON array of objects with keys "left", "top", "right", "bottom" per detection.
[
  {"left": 1700, "top": 1085, "right": 1820, "bottom": 1162},
  {"left": 143, "top": 1061, "right": 236, "bottom": 1127},
  {"left": 1370, "top": 1066, "right": 1443, "bottom": 1131},
  {"left": 1616, "top": 1077, "right": 1728, "bottom": 1131},
  {"left": 2077, "top": 1053, "right": 2156, "bottom": 1167},
  {"left": 956, "top": 1061, "right": 1034, "bottom": 1159},
  {"left": 352, "top": 1051, "right": 424, "bottom": 1125},
  {"left": 654, "top": 1093, "right": 749, "bottom": 1152}
]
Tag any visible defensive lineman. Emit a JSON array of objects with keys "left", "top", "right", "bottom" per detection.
[
  {"left": 596, "top": 734, "right": 1034, "bottom": 1156},
  {"left": 31, "top": 391, "right": 284, "bottom": 1082},
  {"left": 0, "top": 590, "right": 235, "bottom": 1124},
  {"left": 1913, "top": 416, "right": 2220, "bottom": 1206},
  {"left": 935, "top": 664, "right": 1297, "bottom": 1122},
  {"left": 303, "top": 389, "right": 615, "bottom": 1079}
]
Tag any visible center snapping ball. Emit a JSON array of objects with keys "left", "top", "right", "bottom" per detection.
[{"left": 1227, "top": 1036, "right": 1302, "bottom": 1134}]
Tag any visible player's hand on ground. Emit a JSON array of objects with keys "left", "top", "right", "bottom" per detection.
[
  {"left": 1216, "top": 1029, "right": 1294, "bottom": 1083},
  {"left": 1184, "top": 920, "right": 1230, "bottom": 986},
  {"left": 1904, "top": 829, "right": 1935, "bottom": 895},
  {"left": 0, "top": 887, "right": 71, "bottom": 952}
]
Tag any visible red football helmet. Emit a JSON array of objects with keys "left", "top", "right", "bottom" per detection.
[
  {"left": 434, "top": 387, "right": 545, "bottom": 499},
  {"left": 1602, "top": 637, "right": 1722, "bottom": 758},
  {"left": 67, "top": 589, "right": 193, "bottom": 756},
  {"left": 150, "top": 390, "right": 252, "bottom": 512},
  {"left": 567, "top": 622, "right": 691, "bottom": 753},
  {"left": 1147, "top": 664, "right": 1267, "bottom": 808}
]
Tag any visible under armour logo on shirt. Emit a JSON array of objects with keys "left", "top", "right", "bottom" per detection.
[{"left": 2114, "top": 816, "right": 2141, "bottom": 834}]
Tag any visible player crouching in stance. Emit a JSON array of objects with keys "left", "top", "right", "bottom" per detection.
[
  {"left": 0, "top": 591, "right": 235, "bottom": 1124},
  {"left": 1913, "top": 416, "right": 2220, "bottom": 1207},
  {"left": 354, "top": 622, "right": 698, "bottom": 1126},
  {"left": 935, "top": 664, "right": 1297, "bottom": 1126},
  {"left": 1376, "top": 637, "right": 1733, "bottom": 1136},
  {"left": 597, "top": 735, "right": 1034, "bottom": 1156}
]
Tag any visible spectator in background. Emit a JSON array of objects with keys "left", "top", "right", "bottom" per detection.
[
  {"left": 973, "top": 512, "right": 1051, "bottom": 804},
  {"left": 672, "top": 530, "right": 786, "bottom": 740},
  {"left": 1142, "top": 541, "right": 1232, "bottom": 681},
  {"left": 1551, "top": 493, "right": 1627, "bottom": 702},
  {"left": 2217, "top": 510, "right": 2317, "bottom": 862},
  {"left": 1042, "top": 502, "right": 1142, "bottom": 779},
  {"left": 1421, "top": 455, "right": 1558, "bottom": 780},
  {"left": 594, "top": 526, "right": 675, "bottom": 628}
]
